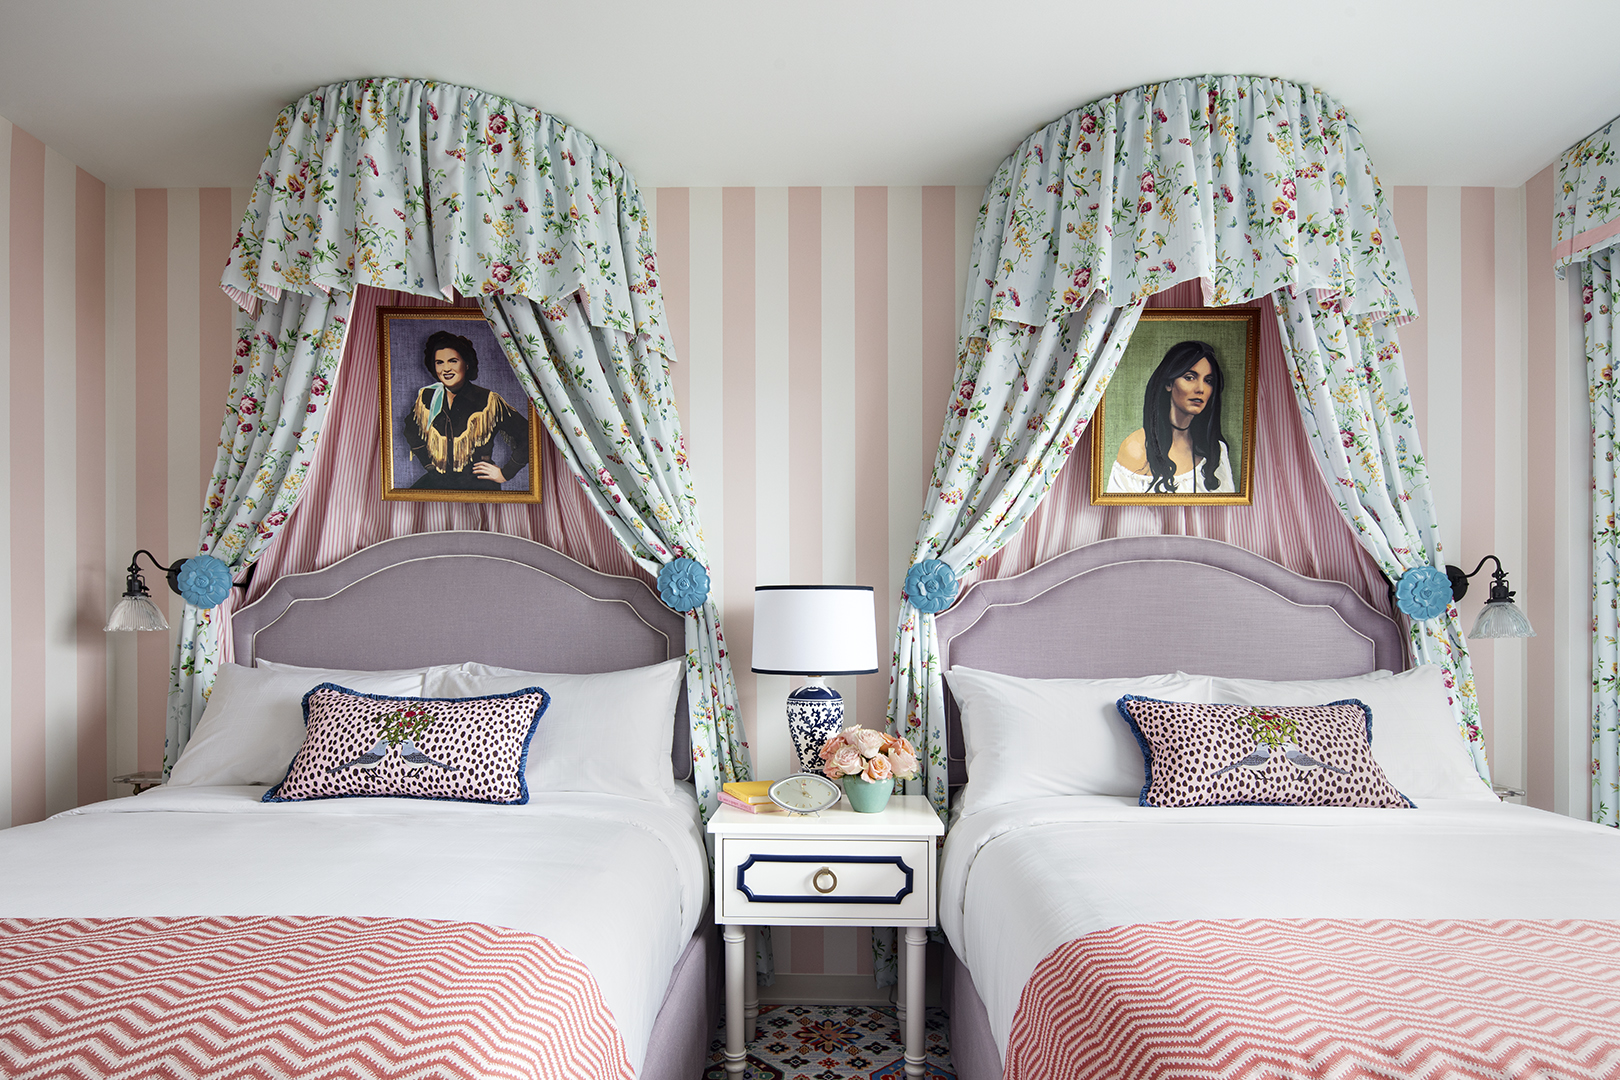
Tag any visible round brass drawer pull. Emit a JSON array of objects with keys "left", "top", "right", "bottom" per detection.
[{"left": 812, "top": 867, "right": 838, "bottom": 894}]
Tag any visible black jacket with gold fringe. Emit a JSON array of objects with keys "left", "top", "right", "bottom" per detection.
[{"left": 404, "top": 383, "right": 530, "bottom": 491}]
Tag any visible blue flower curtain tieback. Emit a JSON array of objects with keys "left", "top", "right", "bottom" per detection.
[
  {"left": 1394, "top": 565, "right": 1452, "bottom": 620},
  {"left": 176, "top": 555, "right": 234, "bottom": 609},
  {"left": 904, "top": 559, "right": 958, "bottom": 615},
  {"left": 658, "top": 557, "right": 711, "bottom": 612}
]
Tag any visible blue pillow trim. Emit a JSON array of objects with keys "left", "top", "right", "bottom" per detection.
[
  {"left": 1115, "top": 693, "right": 1415, "bottom": 809},
  {"left": 262, "top": 682, "right": 551, "bottom": 806}
]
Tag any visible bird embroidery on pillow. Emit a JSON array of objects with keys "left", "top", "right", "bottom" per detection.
[
  {"left": 1212, "top": 706, "right": 1349, "bottom": 777},
  {"left": 330, "top": 707, "right": 458, "bottom": 777}
]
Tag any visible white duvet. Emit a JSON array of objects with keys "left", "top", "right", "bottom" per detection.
[
  {"left": 0, "top": 785, "right": 710, "bottom": 1077},
  {"left": 940, "top": 796, "right": 1620, "bottom": 1057}
]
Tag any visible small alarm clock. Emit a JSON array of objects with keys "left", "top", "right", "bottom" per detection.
[{"left": 767, "top": 773, "right": 842, "bottom": 815}]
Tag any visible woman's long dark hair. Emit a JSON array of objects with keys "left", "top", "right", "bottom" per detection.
[{"left": 1140, "top": 340, "right": 1224, "bottom": 493}]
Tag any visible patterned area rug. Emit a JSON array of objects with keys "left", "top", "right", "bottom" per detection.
[{"left": 704, "top": 1004, "right": 954, "bottom": 1080}]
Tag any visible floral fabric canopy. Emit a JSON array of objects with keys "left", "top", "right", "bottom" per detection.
[
  {"left": 892, "top": 75, "right": 1486, "bottom": 829},
  {"left": 220, "top": 78, "right": 671, "bottom": 359},
  {"left": 967, "top": 75, "right": 1417, "bottom": 342},
  {"left": 1554, "top": 117, "right": 1620, "bottom": 273}
]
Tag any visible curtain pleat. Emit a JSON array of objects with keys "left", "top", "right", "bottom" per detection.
[
  {"left": 165, "top": 289, "right": 352, "bottom": 768},
  {"left": 480, "top": 292, "right": 750, "bottom": 818},
  {"left": 1583, "top": 254, "right": 1619, "bottom": 826},
  {"left": 1273, "top": 287, "right": 1488, "bottom": 781}
]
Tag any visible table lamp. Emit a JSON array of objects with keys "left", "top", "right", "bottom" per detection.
[{"left": 752, "top": 586, "right": 880, "bottom": 773}]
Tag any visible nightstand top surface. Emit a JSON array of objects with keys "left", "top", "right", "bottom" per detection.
[{"left": 707, "top": 793, "right": 943, "bottom": 839}]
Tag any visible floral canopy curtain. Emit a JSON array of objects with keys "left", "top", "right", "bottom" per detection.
[
  {"left": 1553, "top": 117, "right": 1620, "bottom": 826},
  {"left": 183, "top": 79, "right": 751, "bottom": 812},
  {"left": 893, "top": 75, "right": 1484, "bottom": 820}
]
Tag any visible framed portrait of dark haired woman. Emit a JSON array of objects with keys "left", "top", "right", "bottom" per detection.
[
  {"left": 1090, "top": 307, "right": 1259, "bottom": 506},
  {"left": 378, "top": 307, "right": 543, "bottom": 503}
]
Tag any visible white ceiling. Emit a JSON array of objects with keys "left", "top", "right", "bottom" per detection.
[{"left": 4, "top": 0, "right": 1620, "bottom": 192}]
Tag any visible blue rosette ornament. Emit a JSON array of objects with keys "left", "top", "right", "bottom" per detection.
[
  {"left": 1394, "top": 565, "right": 1452, "bottom": 621},
  {"left": 175, "top": 555, "right": 234, "bottom": 609},
  {"left": 658, "top": 557, "right": 711, "bottom": 612},
  {"left": 903, "top": 559, "right": 958, "bottom": 615}
]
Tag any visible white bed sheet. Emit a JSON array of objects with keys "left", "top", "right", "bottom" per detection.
[
  {"left": 0, "top": 785, "right": 710, "bottom": 1077},
  {"left": 940, "top": 795, "right": 1620, "bottom": 1056}
]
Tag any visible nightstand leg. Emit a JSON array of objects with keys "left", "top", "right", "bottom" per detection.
[
  {"left": 903, "top": 926, "right": 927, "bottom": 1078},
  {"left": 723, "top": 924, "right": 747, "bottom": 1077},
  {"left": 743, "top": 924, "right": 758, "bottom": 1042},
  {"left": 895, "top": 928, "right": 907, "bottom": 1027}
]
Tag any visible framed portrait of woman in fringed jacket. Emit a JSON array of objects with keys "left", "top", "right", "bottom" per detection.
[
  {"left": 1090, "top": 307, "right": 1259, "bottom": 507},
  {"left": 378, "top": 306, "right": 542, "bottom": 503}
]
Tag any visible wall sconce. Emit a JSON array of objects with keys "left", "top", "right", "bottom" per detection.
[
  {"left": 104, "top": 550, "right": 239, "bottom": 632},
  {"left": 1447, "top": 556, "right": 1535, "bottom": 639}
]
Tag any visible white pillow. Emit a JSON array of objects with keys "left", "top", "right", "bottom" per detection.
[
  {"left": 945, "top": 666, "right": 1212, "bottom": 814},
  {"left": 425, "top": 659, "right": 685, "bottom": 803},
  {"left": 167, "top": 662, "right": 426, "bottom": 787},
  {"left": 1203, "top": 665, "right": 1494, "bottom": 802}
]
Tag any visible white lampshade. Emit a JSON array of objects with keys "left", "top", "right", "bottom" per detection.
[{"left": 752, "top": 586, "right": 879, "bottom": 676}]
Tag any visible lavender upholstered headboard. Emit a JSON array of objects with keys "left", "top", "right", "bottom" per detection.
[
  {"left": 231, "top": 531, "right": 692, "bottom": 781},
  {"left": 934, "top": 535, "right": 1404, "bottom": 788}
]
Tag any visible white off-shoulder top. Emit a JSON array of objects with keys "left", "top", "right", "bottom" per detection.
[{"left": 1106, "top": 440, "right": 1235, "bottom": 494}]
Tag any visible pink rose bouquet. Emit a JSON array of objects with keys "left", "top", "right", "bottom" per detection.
[{"left": 819, "top": 728, "right": 920, "bottom": 782}]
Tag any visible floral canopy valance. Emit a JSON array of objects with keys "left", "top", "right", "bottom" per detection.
[
  {"left": 1553, "top": 114, "right": 1620, "bottom": 273},
  {"left": 220, "top": 77, "right": 672, "bottom": 361},
  {"left": 965, "top": 75, "right": 1417, "bottom": 347}
]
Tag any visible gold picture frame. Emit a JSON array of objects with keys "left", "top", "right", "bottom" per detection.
[
  {"left": 378, "top": 306, "right": 542, "bottom": 503},
  {"left": 1090, "top": 307, "right": 1259, "bottom": 506}
]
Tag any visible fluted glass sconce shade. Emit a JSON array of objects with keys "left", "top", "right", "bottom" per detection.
[
  {"left": 1470, "top": 599, "right": 1535, "bottom": 639},
  {"left": 1447, "top": 554, "right": 1535, "bottom": 640},
  {"left": 104, "top": 549, "right": 172, "bottom": 632},
  {"left": 105, "top": 593, "right": 169, "bottom": 632}
]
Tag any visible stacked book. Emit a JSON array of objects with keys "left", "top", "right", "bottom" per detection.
[{"left": 719, "top": 781, "right": 779, "bottom": 813}]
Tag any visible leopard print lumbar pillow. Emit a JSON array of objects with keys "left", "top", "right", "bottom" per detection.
[
  {"left": 263, "top": 683, "right": 549, "bottom": 804},
  {"left": 1115, "top": 696, "right": 1413, "bottom": 809}
]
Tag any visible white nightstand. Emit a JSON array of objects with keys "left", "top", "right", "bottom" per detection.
[{"left": 707, "top": 793, "right": 944, "bottom": 1078}]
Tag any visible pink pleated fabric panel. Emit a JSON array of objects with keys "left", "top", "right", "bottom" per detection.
[
  {"left": 964, "top": 280, "right": 1394, "bottom": 618},
  {"left": 233, "top": 287, "right": 644, "bottom": 661}
]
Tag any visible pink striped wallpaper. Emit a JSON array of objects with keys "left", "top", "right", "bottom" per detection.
[{"left": 0, "top": 105, "right": 1594, "bottom": 980}]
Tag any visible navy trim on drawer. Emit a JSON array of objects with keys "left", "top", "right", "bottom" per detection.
[{"left": 735, "top": 854, "right": 915, "bottom": 904}]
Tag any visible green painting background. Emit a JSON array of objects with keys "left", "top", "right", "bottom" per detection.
[{"left": 1098, "top": 317, "right": 1252, "bottom": 485}]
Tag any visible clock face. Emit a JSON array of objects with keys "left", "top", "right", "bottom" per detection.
[{"left": 768, "top": 773, "right": 842, "bottom": 814}]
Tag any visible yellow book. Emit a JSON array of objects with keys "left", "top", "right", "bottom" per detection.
[{"left": 723, "top": 780, "right": 775, "bottom": 803}]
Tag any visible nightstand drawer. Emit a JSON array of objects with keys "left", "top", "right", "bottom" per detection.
[{"left": 718, "top": 837, "right": 933, "bottom": 925}]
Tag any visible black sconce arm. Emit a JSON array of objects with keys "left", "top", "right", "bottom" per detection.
[{"left": 1446, "top": 554, "right": 1513, "bottom": 604}]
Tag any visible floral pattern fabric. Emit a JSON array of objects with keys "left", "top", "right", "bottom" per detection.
[
  {"left": 888, "top": 299, "right": 1144, "bottom": 821},
  {"left": 167, "top": 289, "right": 350, "bottom": 769},
  {"left": 965, "top": 75, "right": 1416, "bottom": 351},
  {"left": 220, "top": 78, "right": 671, "bottom": 362},
  {"left": 1273, "top": 288, "right": 1487, "bottom": 780},
  {"left": 1582, "top": 253, "right": 1620, "bottom": 827},
  {"left": 480, "top": 292, "right": 749, "bottom": 817},
  {"left": 1554, "top": 116, "right": 1620, "bottom": 273}
]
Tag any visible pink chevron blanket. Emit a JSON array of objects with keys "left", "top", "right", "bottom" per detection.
[
  {"left": 0, "top": 915, "right": 633, "bottom": 1080},
  {"left": 1006, "top": 918, "right": 1620, "bottom": 1080}
]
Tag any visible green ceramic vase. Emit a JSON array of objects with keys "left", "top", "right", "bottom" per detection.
[{"left": 842, "top": 775, "right": 894, "bottom": 813}]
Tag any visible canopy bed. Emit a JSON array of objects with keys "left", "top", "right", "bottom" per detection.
[
  {"left": 1, "top": 531, "right": 719, "bottom": 1079},
  {"left": 5, "top": 78, "right": 745, "bottom": 1078},
  {"left": 885, "top": 76, "right": 1620, "bottom": 1076},
  {"left": 936, "top": 536, "right": 1620, "bottom": 1079}
]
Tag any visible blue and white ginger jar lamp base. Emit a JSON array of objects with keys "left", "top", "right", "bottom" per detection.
[{"left": 786, "top": 677, "right": 845, "bottom": 774}]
